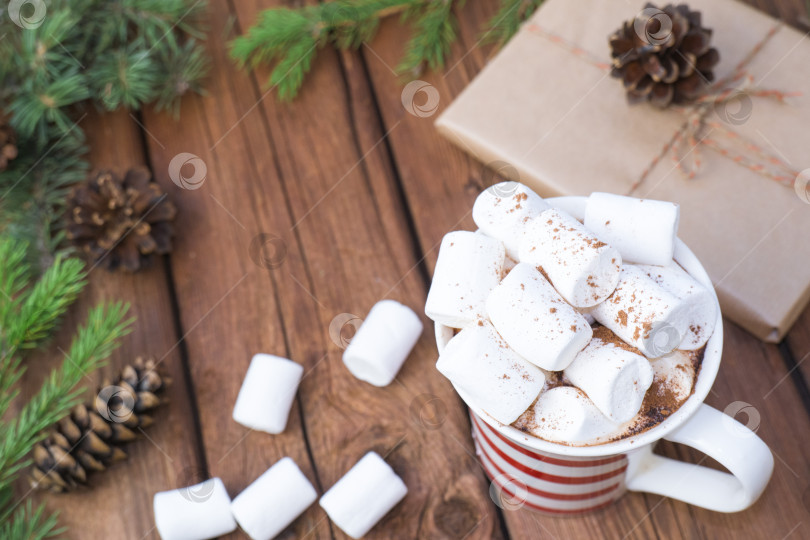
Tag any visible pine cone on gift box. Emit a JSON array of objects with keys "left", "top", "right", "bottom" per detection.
[
  {"left": 0, "top": 118, "right": 18, "bottom": 171},
  {"left": 609, "top": 3, "right": 720, "bottom": 108},
  {"left": 30, "top": 357, "right": 170, "bottom": 493},
  {"left": 66, "top": 167, "right": 176, "bottom": 272}
]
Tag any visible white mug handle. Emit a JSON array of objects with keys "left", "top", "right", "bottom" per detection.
[{"left": 625, "top": 403, "right": 773, "bottom": 512}]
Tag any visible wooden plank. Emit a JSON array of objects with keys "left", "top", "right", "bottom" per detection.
[
  {"left": 138, "top": 0, "right": 505, "bottom": 537},
  {"left": 20, "top": 108, "right": 204, "bottom": 540},
  {"left": 357, "top": 0, "right": 810, "bottom": 538}
]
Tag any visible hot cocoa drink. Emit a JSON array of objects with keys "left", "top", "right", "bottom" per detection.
[{"left": 427, "top": 184, "right": 716, "bottom": 446}]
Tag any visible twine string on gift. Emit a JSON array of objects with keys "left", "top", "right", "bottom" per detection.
[{"left": 526, "top": 22, "right": 802, "bottom": 195}]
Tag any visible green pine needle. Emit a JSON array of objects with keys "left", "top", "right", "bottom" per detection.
[
  {"left": 481, "top": 0, "right": 544, "bottom": 46},
  {"left": 230, "top": 0, "right": 543, "bottom": 100},
  {"left": 0, "top": 499, "right": 64, "bottom": 540}
]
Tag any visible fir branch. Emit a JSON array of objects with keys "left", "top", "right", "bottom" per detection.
[
  {"left": 397, "top": 0, "right": 458, "bottom": 76},
  {"left": 481, "top": 0, "right": 544, "bottom": 46},
  {"left": 0, "top": 499, "right": 63, "bottom": 540},
  {"left": 230, "top": 0, "right": 409, "bottom": 100},
  {"left": 0, "top": 301, "right": 133, "bottom": 491}
]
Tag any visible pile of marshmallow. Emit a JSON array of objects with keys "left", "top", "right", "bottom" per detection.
[
  {"left": 427, "top": 185, "right": 717, "bottom": 444},
  {"left": 153, "top": 321, "right": 421, "bottom": 540}
]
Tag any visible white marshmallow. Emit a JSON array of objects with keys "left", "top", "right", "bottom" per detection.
[
  {"left": 343, "top": 300, "right": 423, "bottom": 386},
  {"left": 154, "top": 478, "right": 236, "bottom": 540},
  {"left": 584, "top": 192, "right": 680, "bottom": 266},
  {"left": 591, "top": 265, "right": 690, "bottom": 358},
  {"left": 231, "top": 457, "right": 317, "bottom": 540},
  {"left": 519, "top": 208, "right": 622, "bottom": 308},
  {"left": 650, "top": 350, "right": 697, "bottom": 402},
  {"left": 425, "top": 231, "right": 505, "bottom": 328},
  {"left": 232, "top": 354, "right": 304, "bottom": 434},
  {"left": 514, "top": 387, "right": 621, "bottom": 444},
  {"left": 579, "top": 308, "right": 596, "bottom": 325},
  {"left": 319, "top": 452, "right": 407, "bottom": 539},
  {"left": 486, "top": 263, "right": 592, "bottom": 371},
  {"left": 564, "top": 327, "right": 655, "bottom": 422},
  {"left": 436, "top": 320, "right": 545, "bottom": 424},
  {"left": 636, "top": 262, "right": 717, "bottom": 350},
  {"left": 472, "top": 182, "right": 551, "bottom": 259}
]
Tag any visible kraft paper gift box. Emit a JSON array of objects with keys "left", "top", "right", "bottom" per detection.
[{"left": 436, "top": 0, "right": 810, "bottom": 342}]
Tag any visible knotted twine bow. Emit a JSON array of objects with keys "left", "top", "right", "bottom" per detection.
[{"left": 525, "top": 22, "right": 802, "bottom": 195}]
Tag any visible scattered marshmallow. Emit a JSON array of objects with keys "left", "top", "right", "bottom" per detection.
[
  {"left": 584, "top": 192, "right": 679, "bottom": 266},
  {"left": 486, "top": 263, "right": 592, "bottom": 371},
  {"left": 472, "top": 182, "right": 551, "bottom": 259},
  {"left": 154, "top": 477, "right": 236, "bottom": 540},
  {"left": 650, "top": 350, "right": 698, "bottom": 402},
  {"left": 343, "top": 300, "right": 423, "bottom": 386},
  {"left": 231, "top": 457, "right": 317, "bottom": 540},
  {"left": 636, "top": 262, "right": 717, "bottom": 350},
  {"left": 436, "top": 320, "right": 545, "bottom": 424},
  {"left": 319, "top": 452, "right": 407, "bottom": 539},
  {"left": 519, "top": 208, "right": 622, "bottom": 308},
  {"left": 233, "top": 354, "right": 304, "bottom": 434},
  {"left": 514, "top": 386, "right": 621, "bottom": 444},
  {"left": 425, "top": 231, "right": 505, "bottom": 328},
  {"left": 591, "top": 265, "right": 690, "bottom": 358},
  {"left": 564, "top": 327, "right": 655, "bottom": 422}
]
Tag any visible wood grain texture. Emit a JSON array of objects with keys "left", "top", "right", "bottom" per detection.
[{"left": 19, "top": 109, "right": 204, "bottom": 539}]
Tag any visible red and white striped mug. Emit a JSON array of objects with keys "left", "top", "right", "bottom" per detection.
[{"left": 434, "top": 196, "right": 774, "bottom": 515}]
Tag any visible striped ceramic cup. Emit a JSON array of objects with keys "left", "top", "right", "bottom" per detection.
[{"left": 433, "top": 196, "right": 774, "bottom": 515}]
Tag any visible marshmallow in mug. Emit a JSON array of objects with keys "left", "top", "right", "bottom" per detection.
[
  {"left": 636, "top": 262, "right": 717, "bottom": 350},
  {"left": 153, "top": 477, "right": 237, "bottom": 540},
  {"left": 486, "top": 262, "right": 592, "bottom": 371},
  {"left": 584, "top": 192, "right": 680, "bottom": 267},
  {"left": 519, "top": 208, "right": 622, "bottom": 308},
  {"left": 232, "top": 354, "right": 304, "bottom": 434},
  {"left": 230, "top": 457, "right": 317, "bottom": 540},
  {"left": 319, "top": 452, "right": 407, "bottom": 539},
  {"left": 472, "top": 181, "right": 550, "bottom": 260},
  {"left": 436, "top": 320, "right": 545, "bottom": 424},
  {"left": 425, "top": 231, "right": 505, "bottom": 328},
  {"left": 564, "top": 327, "right": 655, "bottom": 423},
  {"left": 515, "top": 386, "right": 621, "bottom": 444},
  {"left": 591, "top": 265, "right": 690, "bottom": 358},
  {"left": 651, "top": 350, "right": 698, "bottom": 403},
  {"left": 343, "top": 300, "right": 423, "bottom": 387}
]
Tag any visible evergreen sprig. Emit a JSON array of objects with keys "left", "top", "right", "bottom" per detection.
[
  {"left": 230, "top": 0, "right": 543, "bottom": 101},
  {"left": 0, "top": 0, "right": 208, "bottom": 268},
  {"left": 0, "top": 235, "right": 134, "bottom": 539}
]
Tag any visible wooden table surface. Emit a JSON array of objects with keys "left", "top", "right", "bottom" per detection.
[{"left": 20, "top": 1, "right": 810, "bottom": 538}]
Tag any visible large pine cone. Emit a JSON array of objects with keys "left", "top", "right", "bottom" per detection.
[
  {"left": 609, "top": 3, "right": 720, "bottom": 108},
  {"left": 30, "top": 357, "right": 169, "bottom": 493},
  {"left": 66, "top": 167, "right": 176, "bottom": 272}
]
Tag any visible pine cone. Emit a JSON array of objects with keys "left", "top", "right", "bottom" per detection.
[
  {"left": 66, "top": 167, "right": 176, "bottom": 272},
  {"left": 609, "top": 3, "right": 720, "bottom": 108},
  {"left": 30, "top": 357, "right": 170, "bottom": 493},
  {"left": 0, "top": 119, "right": 18, "bottom": 171}
]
